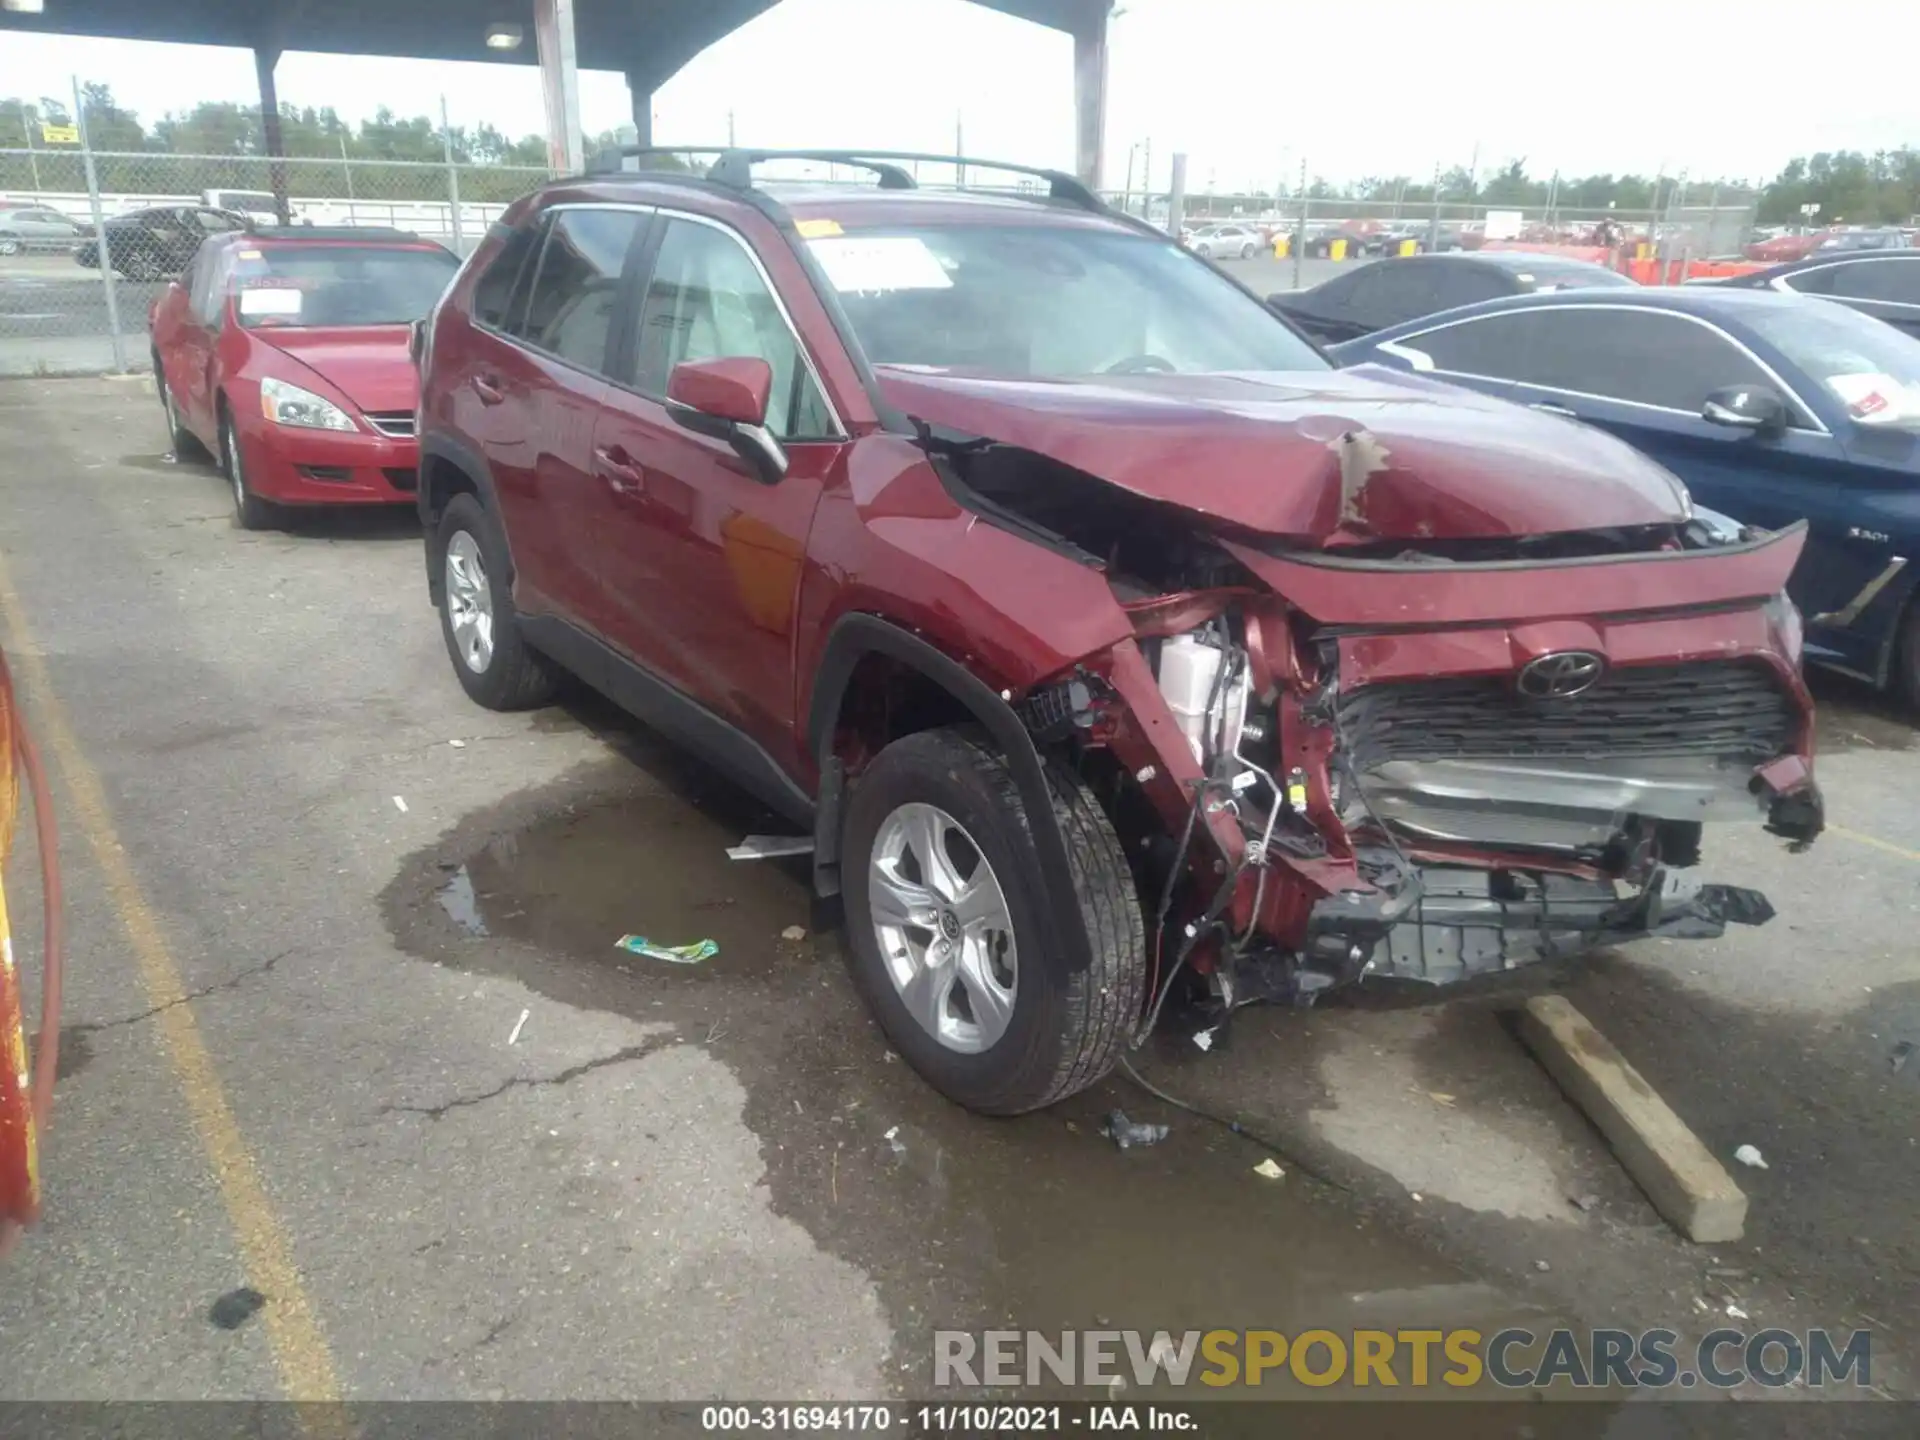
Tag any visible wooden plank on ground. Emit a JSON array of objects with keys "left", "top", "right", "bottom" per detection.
[{"left": 1518, "top": 993, "right": 1747, "bottom": 1244}]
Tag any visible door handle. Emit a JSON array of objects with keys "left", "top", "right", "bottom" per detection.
[
  {"left": 594, "top": 445, "right": 644, "bottom": 493},
  {"left": 470, "top": 374, "right": 504, "bottom": 405},
  {"left": 1529, "top": 401, "right": 1578, "bottom": 418}
]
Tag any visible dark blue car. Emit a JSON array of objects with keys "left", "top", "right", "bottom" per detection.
[{"left": 1329, "top": 287, "right": 1920, "bottom": 707}]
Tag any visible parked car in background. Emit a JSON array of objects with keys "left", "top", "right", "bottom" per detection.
[
  {"left": 1183, "top": 223, "right": 1261, "bottom": 259},
  {"left": 1813, "top": 228, "right": 1912, "bottom": 255},
  {"left": 149, "top": 226, "right": 458, "bottom": 529},
  {"left": 0, "top": 205, "right": 89, "bottom": 256},
  {"left": 1269, "top": 251, "right": 1636, "bottom": 345},
  {"left": 1716, "top": 250, "right": 1920, "bottom": 340},
  {"left": 412, "top": 148, "right": 1820, "bottom": 1115},
  {"left": 1332, "top": 287, "right": 1920, "bottom": 706},
  {"left": 75, "top": 206, "right": 251, "bottom": 281},
  {"left": 1744, "top": 230, "right": 1829, "bottom": 264}
]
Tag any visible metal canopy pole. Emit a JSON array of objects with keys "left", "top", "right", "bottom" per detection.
[
  {"left": 1072, "top": 7, "right": 1109, "bottom": 190},
  {"left": 534, "top": 0, "right": 585, "bottom": 173}
]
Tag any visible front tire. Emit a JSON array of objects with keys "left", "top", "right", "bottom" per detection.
[
  {"left": 841, "top": 727, "right": 1146, "bottom": 1115},
  {"left": 221, "top": 412, "right": 277, "bottom": 531},
  {"left": 0, "top": 238, "right": 20, "bottom": 258},
  {"left": 434, "top": 492, "right": 558, "bottom": 711}
]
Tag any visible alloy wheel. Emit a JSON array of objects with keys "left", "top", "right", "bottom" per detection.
[
  {"left": 444, "top": 531, "right": 495, "bottom": 674},
  {"left": 868, "top": 802, "right": 1018, "bottom": 1054}
]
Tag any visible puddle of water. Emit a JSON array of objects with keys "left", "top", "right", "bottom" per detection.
[{"left": 385, "top": 762, "right": 1538, "bottom": 1390}]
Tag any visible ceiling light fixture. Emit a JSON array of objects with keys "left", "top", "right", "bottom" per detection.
[{"left": 483, "top": 22, "right": 524, "bottom": 49}]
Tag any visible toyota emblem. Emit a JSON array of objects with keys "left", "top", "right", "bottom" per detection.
[{"left": 1516, "top": 651, "right": 1606, "bottom": 700}]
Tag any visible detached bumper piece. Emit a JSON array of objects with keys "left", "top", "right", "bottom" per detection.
[{"left": 1293, "top": 864, "right": 1775, "bottom": 990}]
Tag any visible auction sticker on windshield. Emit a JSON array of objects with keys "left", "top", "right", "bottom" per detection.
[
  {"left": 808, "top": 235, "right": 952, "bottom": 293},
  {"left": 237, "top": 287, "right": 303, "bottom": 318}
]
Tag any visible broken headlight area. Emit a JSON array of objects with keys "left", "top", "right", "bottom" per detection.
[{"left": 1048, "top": 585, "right": 1818, "bottom": 1021}]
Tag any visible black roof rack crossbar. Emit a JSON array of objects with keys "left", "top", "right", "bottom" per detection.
[
  {"left": 584, "top": 145, "right": 1107, "bottom": 214},
  {"left": 585, "top": 145, "right": 914, "bottom": 190}
]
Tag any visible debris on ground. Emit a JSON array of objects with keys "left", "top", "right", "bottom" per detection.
[
  {"left": 1725, "top": 1303, "right": 1750, "bottom": 1320},
  {"left": 1570, "top": 1193, "right": 1600, "bottom": 1212},
  {"left": 614, "top": 935, "right": 719, "bottom": 964},
  {"left": 727, "top": 834, "right": 815, "bottom": 861},
  {"left": 1253, "top": 1158, "right": 1284, "bottom": 1180},
  {"left": 1101, "top": 1109, "right": 1169, "bottom": 1151},
  {"left": 1427, "top": 1091, "right": 1456, "bottom": 1107},
  {"left": 1892, "top": 1041, "right": 1914, "bottom": 1074},
  {"left": 883, "top": 1125, "right": 906, "bottom": 1155},
  {"left": 507, "top": 1008, "right": 530, "bottom": 1046},
  {"left": 208, "top": 1288, "right": 267, "bottom": 1330},
  {"left": 449, "top": 738, "right": 467, "bottom": 749},
  {"left": 781, "top": 925, "right": 807, "bottom": 942},
  {"left": 1192, "top": 1028, "right": 1214, "bottom": 1052},
  {"left": 392, "top": 795, "right": 409, "bottom": 813},
  {"left": 1534, "top": 1259, "right": 1551, "bottom": 1273},
  {"left": 1733, "top": 1144, "right": 1769, "bottom": 1170}
]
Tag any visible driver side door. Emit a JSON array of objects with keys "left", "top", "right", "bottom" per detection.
[{"left": 590, "top": 211, "right": 843, "bottom": 777}]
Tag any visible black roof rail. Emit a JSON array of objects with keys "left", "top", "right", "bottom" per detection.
[{"left": 584, "top": 145, "right": 1109, "bottom": 215}]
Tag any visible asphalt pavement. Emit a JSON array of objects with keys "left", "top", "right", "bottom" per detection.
[{"left": 0, "top": 377, "right": 1917, "bottom": 1412}]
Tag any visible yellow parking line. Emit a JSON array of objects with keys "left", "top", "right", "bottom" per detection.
[
  {"left": 0, "top": 556, "right": 341, "bottom": 1402},
  {"left": 1830, "top": 824, "right": 1920, "bottom": 865}
]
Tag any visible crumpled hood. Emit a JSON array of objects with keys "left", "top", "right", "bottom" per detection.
[
  {"left": 253, "top": 326, "right": 417, "bottom": 414},
  {"left": 875, "top": 364, "right": 1691, "bottom": 543}
]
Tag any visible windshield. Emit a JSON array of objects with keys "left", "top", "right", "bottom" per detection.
[
  {"left": 808, "top": 224, "right": 1326, "bottom": 377},
  {"left": 1745, "top": 298, "right": 1920, "bottom": 431},
  {"left": 232, "top": 245, "right": 459, "bottom": 329}
]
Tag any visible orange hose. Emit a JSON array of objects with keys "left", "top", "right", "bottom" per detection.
[{"left": 0, "top": 646, "right": 64, "bottom": 1256}]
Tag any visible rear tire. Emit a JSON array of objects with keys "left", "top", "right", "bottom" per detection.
[
  {"left": 153, "top": 353, "right": 201, "bottom": 458},
  {"left": 221, "top": 412, "right": 277, "bottom": 532},
  {"left": 434, "top": 492, "right": 558, "bottom": 711},
  {"left": 1896, "top": 601, "right": 1920, "bottom": 715},
  {"left": 841, "top": 726, "right": 1145, "bottom": 1115}
]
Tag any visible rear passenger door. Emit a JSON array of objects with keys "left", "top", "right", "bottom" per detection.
[
  {"left": 590, "top": 210, "right": 843, "bottom": 774},
  {"left": 458, "top": 204, "right": 650, "bottom": 626}
]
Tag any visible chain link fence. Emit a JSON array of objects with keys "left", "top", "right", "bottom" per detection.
[{"left": 1, "top": 147, "right": 553, "bottom": 377}]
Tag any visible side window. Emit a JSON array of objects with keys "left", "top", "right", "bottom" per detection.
[
  {"left": 516, "top": 208, "right": 645, "bottom": 373},
  {"left": 471, "top": 220, "right": 545, "bottom": 332},
  {"left": 1827, "top": 260, "right": 1920, "bottom": 306},
  {"left": 1402, "top": 311, "right": 1547, "bottom": 380},
  {"left": 1526, "top": 310, "right": 1772, "bottom": 413},
  {"left": 186, "top": 242, "right": 219, "bottom": 322},
  {"left": 1302, "top": 268, "right": 1374, "bottom": 319},
  {"left": 1784, "top": 266, "right": 1837, "bottom": 296},
  {"left": 632, "top": 217, "right": 836, "bottom": 441}
]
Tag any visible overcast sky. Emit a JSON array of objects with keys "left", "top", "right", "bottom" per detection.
[{"left": 1, "top": 0, "right": 1914, "bottom": 191}]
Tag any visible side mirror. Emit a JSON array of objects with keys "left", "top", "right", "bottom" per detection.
[
  {"left": 666, "top": 357, "right": 787, "bottom": 482},
  {"left": 1702, "top": 384, "right": 1787, "bottom": 433}
]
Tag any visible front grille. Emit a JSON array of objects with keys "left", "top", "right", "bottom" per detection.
[
  {"left": 1339, "top": 662, "right": 1794, "bottom": 766},
  {"left": 365, "top": 410, "right": 416, "bottom": 439}
]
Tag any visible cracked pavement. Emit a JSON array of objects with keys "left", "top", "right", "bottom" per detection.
[{"left": 4, "top": 376, "right": 1918, "bottom": 1414}]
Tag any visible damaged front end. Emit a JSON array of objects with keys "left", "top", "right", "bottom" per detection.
[{"left": 884, "top": 366, "right": 1823, "bottom": 1014}]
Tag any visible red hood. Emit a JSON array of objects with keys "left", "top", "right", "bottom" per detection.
[
  {"left": 253, "top": 326, "right": 417, "bottom": 414},
  {"left": 873, "top": 365, "right": 1690, "bottom": 545}
]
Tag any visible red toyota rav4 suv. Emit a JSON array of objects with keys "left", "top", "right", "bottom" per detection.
[{"left": 415, "top": 150, "right": 1823, "bottom": 1115}]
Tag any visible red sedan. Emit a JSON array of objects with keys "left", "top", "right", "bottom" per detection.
[{"left": 149, "top": 227, "right": 459, "bottom": 529}]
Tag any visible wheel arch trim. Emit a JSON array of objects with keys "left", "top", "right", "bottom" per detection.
[{"left": 806, "top": 613, "right": 1096, "bottom": 978}]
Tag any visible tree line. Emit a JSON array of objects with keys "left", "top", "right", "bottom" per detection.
[{"left": 6, "top": 87, "right": 1918, "bottom": 226}]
